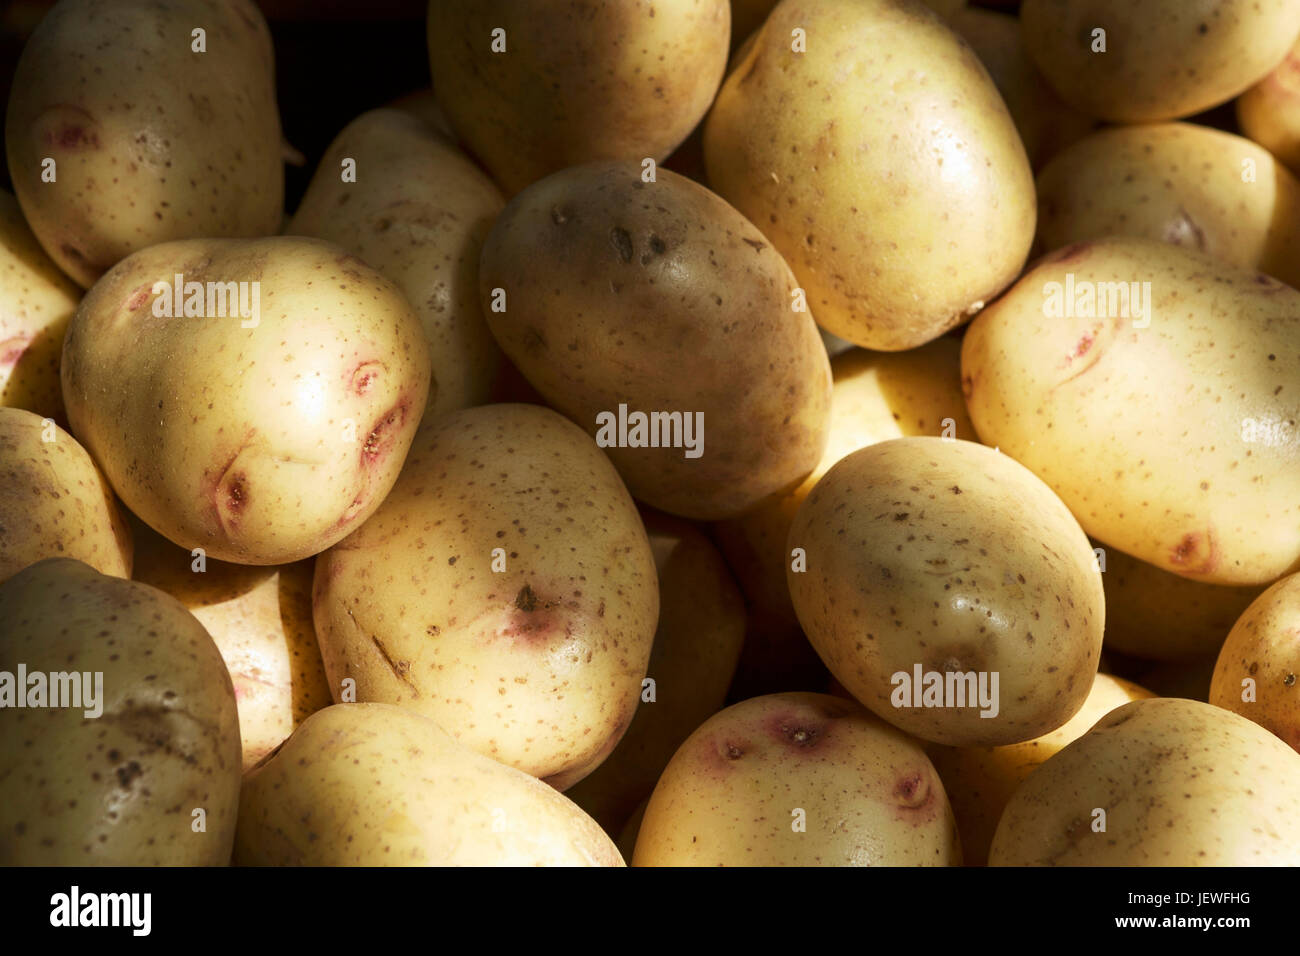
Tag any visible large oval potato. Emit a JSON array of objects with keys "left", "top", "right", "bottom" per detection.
[
  {"left": 633, "top": 692, "right": 961, "bottom": 866},
  {"left": 989, "top": 697, "right": 1300, "bottom": 865},
  {"left": 312, "top": 404, "right": 659, "bottom": 786},
  {"left": 235, "top": 703, "right": 622, "bottom": 866},
  {"left": 479, "top": 161, "right": 831, "bottom": 520},
  {"left": 704, "top": 0, "right": 1034, "bottom": 351},
  {"left": 962, "top": 238, "right": 1300, "bottom": 587},
  {"left": 1238, "top": 36, "right": 1300, "bottom": 173},
  {"left": 1021, "top": 0, "right": 1300, "bottom": 123},
  {"left": 427, "top": 0, "right": 730, "bottom": 195},
  {"left": 788, "top": 437, "right": 1105, "bottom": 747},
  {"left": 1035, "top": 123, "right": 1300, "bottom": 288}
]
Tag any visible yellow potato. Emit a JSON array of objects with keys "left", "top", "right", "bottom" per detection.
[
  {"left": 787, "top": 437, "right": 1104, "bottom": 747},
  {"left": 633, "top": 692, "right": 961, "bottom": 866},
  {"left": 312, "top": 404, "right": 659, "bottom": 785},
  {"left": 704, "top": 0, "right": 1034, "bottom": 350},
  {"left": 962, "top": 237, "right": 1300, "bottom": 586},
  {"left": 1238, "top": 37, "right": 1300, "bottom": 174},
  {"left": 1021, "top": 0, "right": 1300, "bottom": 123},
  {"left": 1210, "top": 572, "right": 1300, "bottom": 752},
  {"left": 235, "top": 703, "right": 623, "bottom": 866},
  {"left": 989, "top": 697, "right": 1300, "bottom": 865}
]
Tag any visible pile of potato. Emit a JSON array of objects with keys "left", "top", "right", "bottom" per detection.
[{"left": 1, "top": 0, "right": 1299, "bottom": 867}]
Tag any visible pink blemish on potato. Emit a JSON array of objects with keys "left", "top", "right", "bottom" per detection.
[
  {"left": 125, "top": 283, "right": 153, "bottom": 312},
  {"left": 361, "top": 395, "right": 411, "bottom": 465},
  {"left": 892, "top": 769, "right": 939, "bottom": 822},
  {"left": 1052, "top": 317, "right": 1119, "bottom": 391},
  {"left": 350, "top": 361, "right": 384, "bottom": 396},
  {"left": 1168, "top": 529, "right": 1218, "bottom": 575},
  {"left": 38, "top": 105, "right": 100, "bottom": 150},
  {"left": 203, "top": 433, "right": 257, "bottom": 539},
  {"left": 764, "top": 710, "right": 831, "bottom": 752},
  {"left": 0, "top": 335, "right": 31, "bottom": 368}
]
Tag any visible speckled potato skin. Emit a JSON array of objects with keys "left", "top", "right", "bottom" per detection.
[
  {"left": 962, "top": 238, "right": 1300, "bottom": 587},
  {"left": 0, "top": 407, "right": 131, "bottom": 584},
  {"left": 989, "top": 697, "right": 1300, "bottom": 865},
  {"left": 1101, "top": 546, "right": 1264, "bottom": 660},
  {"left": 564, "top": 509, "right": 745, "bottom": 834},
  {"left": 130, "top": 520, "right": 331, "bottom": 770},
  {"left": 633, "top": 692, "right": 962, "bottom": 866},
  {"left": 234, "top": 703, "right": 623, "bottom": 866},
  {"left": 928, "top": 673, "right": 1153, "bottom": 866},
  {"left": 312, "top": 404, "right": 659, "bottom": 785},
  {"left": 1211, "top": 573, "right": 1300, "bottom": 753},
  {"left": 0, "top": 191, "right": 79, "bottom": 420},
  {"left": 479, "top": 161, "right": 831, "bottom": 520},
  {"left": 288, "top": 108, "right": 505, "bottom": 423},
  {"left": 0, "top": 558, "right": 241, "bottom": 865},
  {"left": 4, "top": 0, "right": 283, "bottom": 288},
  {"left": 703, "top": 0, "right": 1035, "bottom": 351},
  {"left": 427, "top": 0, "right": 730, "bottom": 195},
  {"left": 60, "top": 236, "right": 431, "bottom": 565},
  {"left": 1035, "top": 124, "right": 1300, "bottom": 288},
  {"left": 1238, "top": 37, "right": 1300, "bottom": 174},
  {"left": 1021, "top": 0, "right": 1300, "bottom": 123},
  {"left": 787, "top": 437, "right": 1105, "bottom": 747}
]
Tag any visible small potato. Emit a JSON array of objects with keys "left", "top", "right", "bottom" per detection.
[
  {"left": 0, "top": 407, "right": 131, "bottom": 584},
  {"left": 962, "top": 237, "right": 1300, "bottom": 587},
  {"left": 1021, "top": 0, "right": 1300, "bottom": 123},
  {"left": 634, "top": 692, "right": 961, "bottom": 866},
  {"left": 1238, "top": 37, "right": 1300, "bottom": 174},
  {"left": 989, "top": 697, "right": 1300, "bottom": 865},
  {"left": 1211, "top": 573, "right": 1300, "bottom": 752},
  {"left": 787, "top": 437, "right": 1104, "bottom": 747}
]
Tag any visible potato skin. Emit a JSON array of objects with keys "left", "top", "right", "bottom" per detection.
[
  {"left": 1035, "top": 123, "right": 1300, "bottom": 288},
  {"left": 4, "top": 0, "right": 283, "bottom": 287},
  {"left": 962, "top": 237, "right": 1300, "bottom": 587},
  {"left": 427, "top": 0, "right": 730, "bottom": 195},
  {"left": 1238, "top": 37, "right": 1300, "bottom": 174},
  {"left": 312, "top": 404, "right": 659, "bottom": 785},
  {"left": 1021, "top": 0, "right": 1300, "bottom": 123},
  {"left": 633, "top": 692, "right": 961, "bottom": 866},
  {"left": 479, "top": 161, "right": 831, "bottom": 520},
  {"left": 989, "top": 697, "right": 1300, "bottom": 865},
  {"left": 787, "top": 437, "right": 1104, "bottom": 747},
  {"left": 1210, "top": 573, "right": 1300, "bottom": 753},
  {"left": 704, "top": 0, "right": 1034, "bottom": 351}
]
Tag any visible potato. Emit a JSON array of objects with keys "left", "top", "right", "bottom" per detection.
[
  {"left": 0, "top": 406, "right": 131, "bottom": 583},
  {"left": 129, "top": 519, "right": 330, "bottom": 770},
  {"left": 928, "top": 673, "right": 1153, "bottom": 866},
  {"left": 235, "top": 703, "right": 622, "bottom": 866},
  {"left": 962, "top": 237, "right": 1300, "bottom": 587},
  {"left": 989, "top": 697, "right": 1300, "bottom": 865},
  {"left": 288, "top": 108, "right": 505, "bottom": 423},
  {"left": 312, "top": 404, "right": 659, "bottom": 786},
  {"left": 1100, "top": 545, "right": 1264, "bottom": 660},
  {"left": 0, "top": 558, "right": 241, "bottom": 864},
  {"left": 427, "top": 0, "right": 730, "bottom": 195},
  {"left": 60, "top": 236, "right": 431, "bottom": 565},
  {"left": 1238, "top": 37, "right": 1300, "bottom": 173},
  {"left": 564, "top": 510, "right": 745, "bottom": 833},
  {"left": 478, "top": 161, "right": 831, "bottom": 520},
  {"left": 787, "top": 437, "right": 1104, "bottom": 747},
  {"left": 0, "top": 190, "right": 79, "bottom": 420},
  {"left": 704, "top": 0, "right": 1034, "bottom": 351},
  {"left": 1211, "top": 573, "right": 1300, "bottom": 752},
  {"left": 633, "top": 692, "right": 961, "bottom": 866},
  {"left": 4, "top": 0, "right": 283, "bottom": 287},
  {"left": 1021, "top": 0, "right": 1300, "bottom": 123}
]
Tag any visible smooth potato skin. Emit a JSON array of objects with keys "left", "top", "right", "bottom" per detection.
[
  {"left": 989, "top": 697, "right": 1300, "bottom": 865},
  {"left": 312, "top": 404, "right": 659, "bottom": 784},
  {"left": 1211, "top": 573, "right": 1300, "bottom": 752},
  {"left": 704, "top": 0, "right": 1034, "bottom": 351},
  {"left": 5, "top": 0, "right": 283, "bottom": 287},
  {"left": 288, "top": 108, "right": 505, "bottom": 423},
  {"left": 787, "top": 438, "right": 1104, "bottom": 747},
  {"left": 1021, "top": 0, "right": 1300, "bottom": 123},
  {"left": 60, "top": 236, "right": 431, "bottom": 565},
  {"left": 427, "top": 0, "right": 730, "bottom": 195},
  {"left": 235, "top": 704, "right": 624, "bottom": 866},
  {"left": 1238, "top": 38, "right": 1300, "bottom": 174},
  {"left": 0, "top": 559, "right": 241, "bottom": 865},
  {"left": 479, "top": 161, "right": 831, "bottom": 520},
  {"left": 962, "top": 238, "right": 1300, "bottom": 587},
  {"left": 633, "top": 692, "right": 961, "bottom": 866},
  {"left": 0, "top": 407, "right": 131, "bottom": 584}
]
